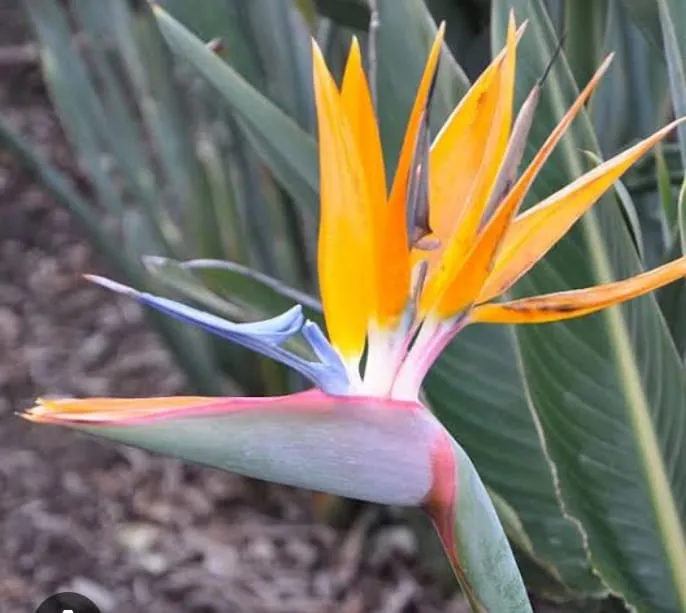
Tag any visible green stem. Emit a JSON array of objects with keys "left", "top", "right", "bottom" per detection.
[{"left": 428, "top": 434, "right": 533, "bottom": 613}]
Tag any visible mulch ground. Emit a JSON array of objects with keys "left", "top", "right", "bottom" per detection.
[{"left": 0, "top": 5, "right": 468, "bottom": 613}]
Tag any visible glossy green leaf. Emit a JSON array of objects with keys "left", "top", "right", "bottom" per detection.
[
  {"left": 424, "top": 0, "right": 486, "bottom": 77},
  {"left": 656, "top": 239, "right": 686, "bottom": 361},
  {"left": 658, "top": 0, "right": 686, "bottom": 167},
  {"left": 573, "top": 0, "right": 670, "bottom": 269},
  {"left": 144, "top": 257, "right": 323, "bottom": 325},
  {"left": 491, "top": 2, "right": 686, "bottom": 611},
  {"left": 655, "top": 144, "right": 678, "bottom": 236},
  {"left": 582, "top": 150, "right": 646, "bottom": 263},
  {"left": 584, "top": 1, "right": 669, "bottom": 153},
  {"left": 661, "top": 178, "right": 686, "bottom": 361},
  {"left": 315, "top": 0, "right": 370, "bottom": 31},
  {"left": 154, "top": 6, "right": 319, "bottom": 221},
  {"left": 563, "top": 0, "right": 609, "bottom": 90},
  {"left": 616, "top": 0, "right": 663, "bottom": 52}
]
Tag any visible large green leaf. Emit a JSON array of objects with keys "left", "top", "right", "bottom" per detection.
[
  {"left": 153, "top": 6, "right": 319, "bottom": 221},
  {"left": 657, "top": 0, "right": 686, "bottom": 359},
  {"left": 658, "top": 239, "right": 686, "bottom": 360},
  {"left": 591, "top": 1, "right": 670, "bottom": 270},
  {"left": 563, "top": 0, "right": 609, "bottom": 90},
  {"left": 314, "top": 0, "right": 370, "bottom": 31},
  {"left": 615, "top": 0, "right": 664, "bottom": 52},
  {"left": 563, "top": 0, "right": 670, "bottom": 270},
  {"left": 424, "top": 0, "right": 488, "bottom": 76},
  {"left": 144, "top": 257, "right": 323, "bottom": 325},
  {"left": 491, "top": 1, "right": 686, "bottom": 611},
  {"left": 161, "top": 0, "right": 315, "bottom": 130},
  {"left": 588, "top": 0, "right": 669, "bottom": 154},
  {"left": 658, "top": 0, "right": 686, "bottom": 167}
]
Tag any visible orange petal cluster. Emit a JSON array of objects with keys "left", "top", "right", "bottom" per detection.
[{"left": 311, "top": 14, "right": 686, "bottom": 352}]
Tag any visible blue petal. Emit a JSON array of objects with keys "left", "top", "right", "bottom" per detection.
[
  {"left": 86, "top": 275, "right": 303, "bottom": 343},
  {"left": 301, "top": 321, "right": 346, "bottom": 370},
  {"left": 86, "top": 275, "right": 350, "bottom": 394}
]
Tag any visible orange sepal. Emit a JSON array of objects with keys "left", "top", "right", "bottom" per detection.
[
  {"left": 22, "top": 396, "right": 221, "bottom": 424},
  {"left": 423, "top": 18, "right": 524, "bottom": 265},
  {"left": 472, "top": 257, "right": 686, "bottom": 324},
  {"left": 312, "top": 41, "right": 374, "bottom": 359},
  {"left": 426, "top": 53, "right": 614, "bottom": 318},
  {"left": 420, "top": 15, "right": 519, "bottom": 315},
  {"left": 478, "top": 117, "right": 686, "bottom": 304},
  {"left": 341, "top": 38, "right": 409, "bottom": 327},
  {"left": 341, "top": 38, "right": 386, "bottom": 208}
]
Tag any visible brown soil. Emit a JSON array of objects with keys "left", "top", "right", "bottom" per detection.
[{"left": 0, "top": 5, "right": 466, "bottom": 613}]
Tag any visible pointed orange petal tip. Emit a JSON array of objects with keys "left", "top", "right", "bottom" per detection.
[
  {"left": 515, "top": 19, "right": 528, "bottom": 39},
  {"left": 479, "top": 115, "right": 686, "bottom": 303},
  {"left": 473, "top": 256, "right": 686, "bottom": 325},
  {"left": 311, "top": 38, "right": 324, "bottom": 67},
  {"left": 345, "top": 36, "right": 362, "bottom": 69},
  {"left": 388, "top": 15, "right": 445, "bottom": 205},
  {"left": 508, "top": 9, "right": 516, "bottom": 29},
  {"left": 22, "top": 392, "right": 332, "bottom": 425},
  {"left": 21, "top": 396, "right": 225, "bottom": 424}
]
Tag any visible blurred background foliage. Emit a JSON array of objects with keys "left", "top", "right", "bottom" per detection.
[{"left": 2, "top": 0, "right": 685, "bottom": 611}]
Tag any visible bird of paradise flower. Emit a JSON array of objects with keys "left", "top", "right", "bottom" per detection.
[{"left": 23, "top": 14, "right": 686, "bottom": 613}]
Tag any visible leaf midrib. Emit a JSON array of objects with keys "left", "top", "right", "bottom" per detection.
[
  {"left": 585, "top": 211, "right": 686, "bottom": 610},
  {"left": 548, "top": 35, "right": 686, "bottom": 608}
]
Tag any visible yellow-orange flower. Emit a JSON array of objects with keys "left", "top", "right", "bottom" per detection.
[{"left": 311, "top": 14, "right": 686, "bottom": 398}]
